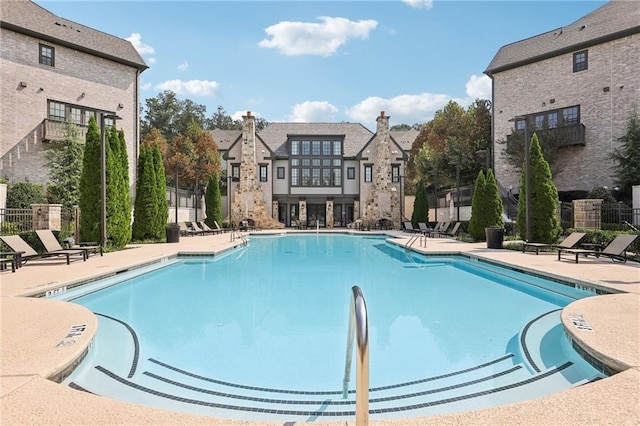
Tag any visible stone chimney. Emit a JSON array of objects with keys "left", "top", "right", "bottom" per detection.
[{"left": 230, "top": 111, "right": 284, "bottom": 229}]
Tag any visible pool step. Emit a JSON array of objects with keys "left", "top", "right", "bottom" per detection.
[{"left": 67, "top": 357, "right": 597, "bottom": 422}]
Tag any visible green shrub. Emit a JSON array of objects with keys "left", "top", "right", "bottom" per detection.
[{"left": 6, "top": 182, "right": 46, "bottom": 209}]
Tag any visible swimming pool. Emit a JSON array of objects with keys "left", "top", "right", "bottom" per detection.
[{"left": 54, "top": 234, "right": 603, "bottom": 422}]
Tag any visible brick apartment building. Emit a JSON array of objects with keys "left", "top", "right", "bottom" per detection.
[
  {"left": 485, "top": 0, "right": 639, "bottom": 197},
  {"left": 0, "top": 0, "right": 147, "bottom": 190}
]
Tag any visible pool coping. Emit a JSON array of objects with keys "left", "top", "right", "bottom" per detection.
[{"left": 1, "top": 231, "right": 639, "bottom": 425}]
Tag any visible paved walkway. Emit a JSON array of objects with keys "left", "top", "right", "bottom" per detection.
[{"left": 1, "top": 230, "right": 639, "bottom": 425}]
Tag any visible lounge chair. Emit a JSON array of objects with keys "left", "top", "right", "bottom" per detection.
[
  {"left": 434, "top": 222, "right": 461, "bottom": 238},
  {"left": 179, "top": 222, "right": 202, "bottom": 236},
  {"left": 523, "top": 232, "right": 586, "bottom": 255},
  {"left": 0, "top": 234, "right": 86, "bottom": 265},
  {"left": 190, "top": 221, "right": 213, "bottom": 235},
  {"left": 403, "top": 221, "right": 418, "bottom": 233},
  {"left": 213, "top": 221, "right": 227, "bottom": 233},
  {"left": 36, "top": 229, "right": 103, "bottom": 258},
  {"left": 0, "top": 253, "right": 17, "bottom": 272},
  {"left": 199, "top": 222, "right": 223, "bottom": 234},
  {"left": 557, "top": 234, "right": 638, "bottom": 263},
  {"left": 427, "top": 221, "right": 450, "bottom": 237},
  {"left": 418, "top": 222, "right": 433, "bottom": 234}
]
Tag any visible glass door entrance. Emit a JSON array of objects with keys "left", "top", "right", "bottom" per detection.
[{"left": 307, "top": 204, "right": 326, "bottom": 227}]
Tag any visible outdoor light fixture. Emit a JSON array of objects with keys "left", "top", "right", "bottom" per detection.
[
  {"left": 101, "top": 113, "right": 122, "bottom": 248},
  {"left": 509, "top": 115, "right": 531, "bottom": 241}
]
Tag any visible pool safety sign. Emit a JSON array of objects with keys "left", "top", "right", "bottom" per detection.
[
  {"left": 56, "top": 324, "right": 87, "bottom": 347},
  {"left": 568, "top": 314, "right": 593, "bottom": 332}
]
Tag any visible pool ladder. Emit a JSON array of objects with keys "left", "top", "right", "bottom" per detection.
[
  {"left": 230, "top": 229, "right": 248, "bottom": 245},
  {"left": 343, "top": 286, "right": 369, "bottom": 426},
  {"left": 405, "top": 232, "right": 426, "bottom": 251}
]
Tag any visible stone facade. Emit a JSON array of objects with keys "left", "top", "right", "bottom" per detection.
[
  {"left": 491, "top": 33, "right": 639, "bottom": 195},
  {"left": 361, "top": 112, "right": 402, "bottom": 228},
  {"left": 230, "top": 113, "right": 283, "bottom": 229}
]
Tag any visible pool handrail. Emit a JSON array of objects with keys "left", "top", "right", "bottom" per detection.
[{"left": 343, "top": 285, "right": 369, "bottom": 425}]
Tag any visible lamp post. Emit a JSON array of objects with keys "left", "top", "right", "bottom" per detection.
[
  {"left": 510, "top": 116, "right": 531, "bottom": 241},
  {"left": 100, "top": 113, "right": 121, "bottom": 248},
  {"left": 432, "top": 169, "right": 438, "bottom": 223},
  {"left": 456, "top": 162, "right": 461, "bottom": 222}
]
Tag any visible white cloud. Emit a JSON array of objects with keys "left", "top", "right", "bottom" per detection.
[
  {"left": 146, "top": 57, "right": 156, "bottom": 65},
  {"left": 154, "top": 79, "right": 220, "bottom": 97},
  {"left": 403, "top": 0, "right": 434, "bottom": 10},
  {"left": 465, "top": 74, "right": 492, "bottom": 100},
  {"left": 140, "top": 81, "right": 152, "bottom": 91},
  {"left": 126, "top": 33, "right": 155, "bottom": 55},
  {"left": 177, "top": 61, "right": 189, "bottom": 71},
  {"left": 258, "top": 17, "right": 378, "bottom": 56},
  {"left": 346, "top": 93, "right": 453, "bottom": 126},
  {"left": 287, "top": 101, "right": 339, "bottom": 122}
]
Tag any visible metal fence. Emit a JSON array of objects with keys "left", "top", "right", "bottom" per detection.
[
  {"left": 0, "top": 207, "right": 75, "bottom": 236},
  {"left": 598, "top": 203, "right": 639, "bottom": 231}
]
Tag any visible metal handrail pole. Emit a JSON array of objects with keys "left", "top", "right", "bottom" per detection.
[{"left": 342, "top": 286, "right": 369, "bottom": 425}]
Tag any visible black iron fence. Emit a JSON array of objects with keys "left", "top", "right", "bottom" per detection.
[
  {"left": 0, "top": 207, "right": 75, "bottom": 236},
  {"left": 598, "top": 203, "right": 639, "bottom": 231}
]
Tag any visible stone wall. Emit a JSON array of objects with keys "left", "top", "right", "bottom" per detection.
[
  {"left": 230, "top": 112, "right": 283, "bottom": 229},
  {"left": 572, "top": 199, "right": 602, "bottom": 229}
]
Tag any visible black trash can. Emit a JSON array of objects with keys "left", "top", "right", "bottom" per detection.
[
  {"left": 485, "top": 227, "right": 504, "bottom": 249},
  {"left": 166, "top": 223, "right": 180, "bottom": 243}
]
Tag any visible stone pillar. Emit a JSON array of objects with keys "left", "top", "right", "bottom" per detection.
[
  {"left": 299, "top": 199, "right": 307, "bottom": 225},
  {"left": 326, "top": 199, "right": 334, "bottom": 228},
  {"left": 272, "top": 201, "right": 279, "bottom": 221},
  {"left": 572, "top": 199, "right": 602, "bottom": 229},
  {"left": 354, "top": 199, "right": 360, "bottom": 220},
  {"left": 32, "top": 204, "right": 62, "bottom": 231}
]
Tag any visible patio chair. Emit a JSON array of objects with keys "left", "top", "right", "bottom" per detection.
[
  {"left": 36, "top": 229, "right": 102, "bottom": 258},
  {"left": 434, "top": 222, "right": 461, "bottom": 238},
  {"left": 179, "top": 222, "right": 202, "bottom": 236},
  {"left": 198, "top": 222, "right": 222, "bottom": 235},
  {"left": 523, "top": 232, "right": 586, "bottom": 255},
  {"left": 213, "top": 221, "right": 227, "bottom": 233},
  {"left": 190, "top": 222, "right": 214, "bottom": 235},
  {"left": 0, "top": 234, "right": 86, "bottom": 265},
  {"left": 418, "top": 222, "right": 433, "bottom": 234},
  {"left": 403, "top": 221, "right": 418, "bottom": 233},
  {"left": 428, "top": 221, "right": 450, "bottom": 237},
  {"left": 557, "top": 234, "right": 638, "bottom": 263}
]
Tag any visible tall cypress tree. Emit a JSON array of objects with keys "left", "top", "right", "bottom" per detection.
[
  {"left": 204, "top": 172, "right": 223, "bottom": 228},
  {"left": 105, "top": 126, "right": 120, "bottom": 248},
  {"left": 518, "top": 133, "right": 562, "bottom": 243},
  {"left": 484, "top": 169, "right": 504, "bottom": 229},
  {"left": 132, "top": 144, "right": 158, "bottom": 240},
  {"left": 117, "top": 129, "right": 132, "bottom": 246},
  {"left": 468, "top": 170, "right": 486, "bottom": 240},
  {"left": 78, "top": 115, "right": 101, "bottom": 243},
  {"left": 152, "top": 142, "right": 168, "bottom": 231},
  {"left": 411, "top": 179, "right": 429, "bottom": 227}
]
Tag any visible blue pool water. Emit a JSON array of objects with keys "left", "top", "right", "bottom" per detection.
[{"left": 56, "top": 234, "right": 603, "bottom": 422}]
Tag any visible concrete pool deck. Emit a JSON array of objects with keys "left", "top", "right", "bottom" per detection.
[{"left": 1, "top": 230, "right": 639, "bottom": 425}]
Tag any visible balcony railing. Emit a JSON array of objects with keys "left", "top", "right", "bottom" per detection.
[
  {"left": 42, "top": 119, "right": 89, "bottom": 142},
  {"left": 507, "top": 123, "right": 586, "bottom": 147}
]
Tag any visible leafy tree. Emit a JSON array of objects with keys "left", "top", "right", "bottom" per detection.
[
  {"left": 166, "top": 122, "right": 221, "bottom": 221},
  {"left": 205, "top": 105, "right": 269, "bottom": 132},
  {"left": 132, "top": 144, "right": 160, "bottom": 240},
  {"left": 141, "top": 90, "right": 186, "bottom": 142},
  {"left": 588, "top": 186, "right": 616, "bottom": 204},
  {"left": 6, "top": 182, "right": 46, "bottom": 209},
  {"left": 468, "top": 170, "right": 487, "bottom": 240},
  {"left": 412, "top": 99, "right": 491, "bottom": 189},
  {"left": 517, "top": 134, "right": 562, "bottom": 243},
  {"left": 610, "top": 110, "right": 640, "bottom": 204},
  {"left": 44, "top": 121, "right": 84, "bottom": 209},
  {"left": 204, "top": 172, "right": 223, "bottom": 228},
  {"left": 411, "top": 179, "right": 429, "bottom": 227},
  {"left": 78, "top": 115, "right": 102, "bottom": 243}
]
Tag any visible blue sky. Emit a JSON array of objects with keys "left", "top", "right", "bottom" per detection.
[{"left": 36, "top": 0, "right": 608, "bottom": 130}]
